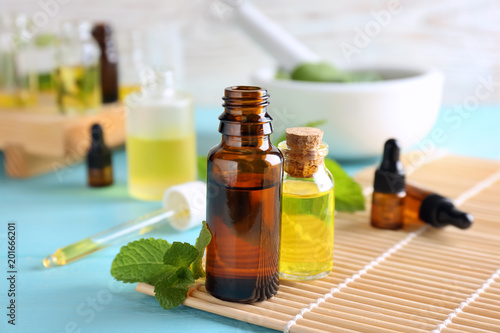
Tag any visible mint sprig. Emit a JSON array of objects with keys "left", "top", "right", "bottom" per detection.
[
  {"left": 324, "top": 158, "right": 365, "bottom": 212},
  {"left": 110, "top": 223, "right": 211, "bottom": 309},
  {"left": 192, "top": 221, "right": 211, "bottom": 279}
]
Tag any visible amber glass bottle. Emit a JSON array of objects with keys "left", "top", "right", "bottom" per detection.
[
  {"left": 371, "top": 139, "right": 405, "bottom": 230},
  {"left": 205, "top": 86, "right": 283, "bottom": 303},
  {"left": 404, "top": 183, "right": 473, "bottom": 229},
  {"left": 92, "top": 23, "right": 118, "bottom": 103},
  {"left": 87, "top": 124, "right": 113, "bottom": 187}
]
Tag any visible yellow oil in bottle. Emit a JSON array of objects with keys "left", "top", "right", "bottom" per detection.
[
  {"left": 43, "top": 238, "right": 103, "bottom": 267},
  {"left": 0, "top": 93, "right": 21, "bottom": 108},
  {"left": 127, "top": 133, "right": 197, "bottom": 201},
  {"left": 280, "top": 180, "right": 334, "bottom": 280},
  {"left": 53, "top": 65, "right": 101, "bottom": 115},
  {"left": 0, "top": 90, "right": 37, "bottom": 108},
  {"left": 119, "top": 85, "right": 141, "bottom": 102}
]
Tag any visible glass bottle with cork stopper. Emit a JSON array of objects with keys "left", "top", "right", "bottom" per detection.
[
  {"left": 205, "top": 86, "right": 283, "bottom": 303},
  {"left": 278, "top": 127, "right": 334, "bottom": 280},
  {"left": 370, "top": 139, "right": 405, "bottom": 229}
]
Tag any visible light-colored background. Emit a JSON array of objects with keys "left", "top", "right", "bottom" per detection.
[{"left": 3, "top": 0, "right": 499, "bottom": 106}]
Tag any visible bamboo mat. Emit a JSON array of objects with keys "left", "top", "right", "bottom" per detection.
[{"left": 136, "top": 154, "right": 500, "bottom": 333}]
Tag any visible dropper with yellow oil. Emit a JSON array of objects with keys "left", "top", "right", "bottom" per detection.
[
  {"left": 43, "top": 181, "right": 206, "bottom": 268},
  {"left": 278, "top": 128, "right": 335, "bottom": 281}
]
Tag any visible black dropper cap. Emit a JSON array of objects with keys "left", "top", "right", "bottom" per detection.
[
  {"left": 87, "top": 124, "right": 112, "bottom": 169},
  {"left": 419, "top": 194, "right": 474, "bottom": 229},
  {"left": 373, "top": 139, "right": 405, "bottom": 193}
]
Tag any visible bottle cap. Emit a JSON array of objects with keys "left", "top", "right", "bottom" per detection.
[
  {"left": 162, "top": 181, "right": 207, "bottom": 231},
  {"left": 87, "top": 124, "right": 112, "bottom": 169},
  {"left": 419, "top": 194, "right": 473, "bottom": 229},
  {"left": 374, "top": 139, "right": 405, "bottom": 193}
]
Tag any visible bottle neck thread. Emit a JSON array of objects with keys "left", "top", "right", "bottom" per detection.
[{"left": 219, "top": 86, "right": 273, "bottom": 138}]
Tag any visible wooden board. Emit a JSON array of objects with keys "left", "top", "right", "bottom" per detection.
[
  {"left": 136, "top": 154, "right": 500, "bottom": 333},
  {"left": 0, "top": 104, "right": 125, "bottom": 178}
]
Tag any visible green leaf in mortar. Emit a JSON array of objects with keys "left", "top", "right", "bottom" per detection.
[{"left": 291, "top": 62, "right": 350, "bottom": 82}]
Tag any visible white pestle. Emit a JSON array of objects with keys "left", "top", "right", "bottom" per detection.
[{"left": 231, "top": 1, "right": 321, "bottom": 71}]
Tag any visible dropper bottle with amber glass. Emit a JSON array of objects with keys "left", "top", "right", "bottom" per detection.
[
  {"left": 371, "top": 139, "right": 405, "bottom": 230},
  {"left": 205, "top": 86, "right": 283, "bottom": 303}
]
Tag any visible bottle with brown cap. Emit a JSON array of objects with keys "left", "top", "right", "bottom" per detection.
[
  {"left": 278, "top": 127, "right": 334, "bottom": 280},
  {"left": 370, "top": 139, "right": 405, "bottom": 230},
  {"left": 205, "top": 86, "right": 283, "bottom": 303},
  {"left": 91, "top": 23, "right": 118, "bottom": 104}
]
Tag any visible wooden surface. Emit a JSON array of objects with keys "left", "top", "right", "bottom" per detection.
[
  {"left": 0, "top": 104, "right": 125, "bottom": 178},
  {"left": 137, "top": 154, "right": 500, "bottom": 332}
]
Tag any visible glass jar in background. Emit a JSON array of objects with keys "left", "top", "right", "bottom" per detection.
[
  {"left": 54, "top": 21, "right": 101, "bottom": 115},
  {"left": 126, "top": 69, "right": 197, "bottom": 201},
  {"left": 0, "top": 13, "right": 37, "bottom": 109},
  {"left": 118, "top": 30, "right": 145, "bottom": 103},
  {"left": 34, "top": 30, "right": 57, "bottom": 94}
]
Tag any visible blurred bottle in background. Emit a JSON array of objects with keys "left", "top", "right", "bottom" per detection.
[
  {"left": 92, "top": 23, "right": 118, "bottom": 104},
  {"left": 126, "top": 69, "right": 196, "bottom": 201},
  {"left": 0, "top": 13, "right": 37, "bottom": 109},
  {"left": 54, "top": 21, "right": 101, "bottom": 115},
  {"left": 34, "top": 31, "right": 57, "bottom": 94},
  {"left": 117, "top": 30, "right": 145, "bottom": 103}
]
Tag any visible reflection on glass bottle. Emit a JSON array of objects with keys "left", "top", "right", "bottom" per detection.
[
  {"left": 0, "top": 13, "right": 37, "bottom": 108},
  {"left": 126, "top": 69, "right": 197, "bottom": 201},
  {"left": 54, "top": 21, "right": 101, "bottom": 115}
]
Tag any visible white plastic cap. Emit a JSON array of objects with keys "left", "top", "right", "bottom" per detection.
[{"left": 162, "top": 181, "right": 206, "bottom": 231}]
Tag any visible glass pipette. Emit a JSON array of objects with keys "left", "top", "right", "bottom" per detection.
[{"left": 43, "top": 181, "right": 206, "bottom": 268}]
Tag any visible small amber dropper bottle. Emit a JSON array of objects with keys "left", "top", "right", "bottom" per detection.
[
  {"left": 205, "top": 86, "right": 283, "bottom": 303},
  {"left": 371, "top": 139, "right": 405, "bottom": 230},
  {"left": 87, "top": 124, "right": 113, "bottom": 187},
  {"left": 404, "top": 183, "right": 473, "bottom": 229}
]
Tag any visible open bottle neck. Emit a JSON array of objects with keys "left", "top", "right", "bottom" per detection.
[{"left": 218, "top": 86, "right": 274, "bottom": 143}]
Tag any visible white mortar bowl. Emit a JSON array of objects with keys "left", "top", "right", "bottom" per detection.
[{"left": 251, "top": 66, "right": 444, "bottom": 160}]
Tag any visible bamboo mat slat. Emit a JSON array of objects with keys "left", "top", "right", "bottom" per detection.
[{"left": 136, "top": 154, "right": 500, "bottom": 332}]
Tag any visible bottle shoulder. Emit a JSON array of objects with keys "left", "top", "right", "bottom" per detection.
[
  {"left": 283, "top": 166, "right": 334, "bottom": 195},
  {"left": 208, "top": 142, "right": 283, "bottom": 161}
]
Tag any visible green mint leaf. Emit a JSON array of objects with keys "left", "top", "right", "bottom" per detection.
[
  {"left": 273, "top": 120, "right": 327, "bottom": 146},
  {"left": 324, "top": 157, "right": 366, "bottom": 212},
  {"left": 291, "top": 62, "right": 349, "bottom": 82},
  {"left": 192, "top": 221, "right": 212, "bottom": 279},
  {"left": 154, "top": 267, "right": 194, "bottom": 310},
  {"left": 197, "top": 155, "right": 207, "bottom": 181},
  {"left": 148, "top": 265, "right": 178, "bottom": 286},
  {"left": 163, "top": 242, "right": 199, "bottom": 268},
  {"left": 111, "top": 238, "right": 171, "bottom": 284}
]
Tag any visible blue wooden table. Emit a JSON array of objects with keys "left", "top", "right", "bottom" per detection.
[{"left": 0, "top": 106, "right": 499, "bottom": 333}]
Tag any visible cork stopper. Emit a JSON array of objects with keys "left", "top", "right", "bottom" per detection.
[{"left": 283, "top": 127, "right": 325, "bottom": 178}]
